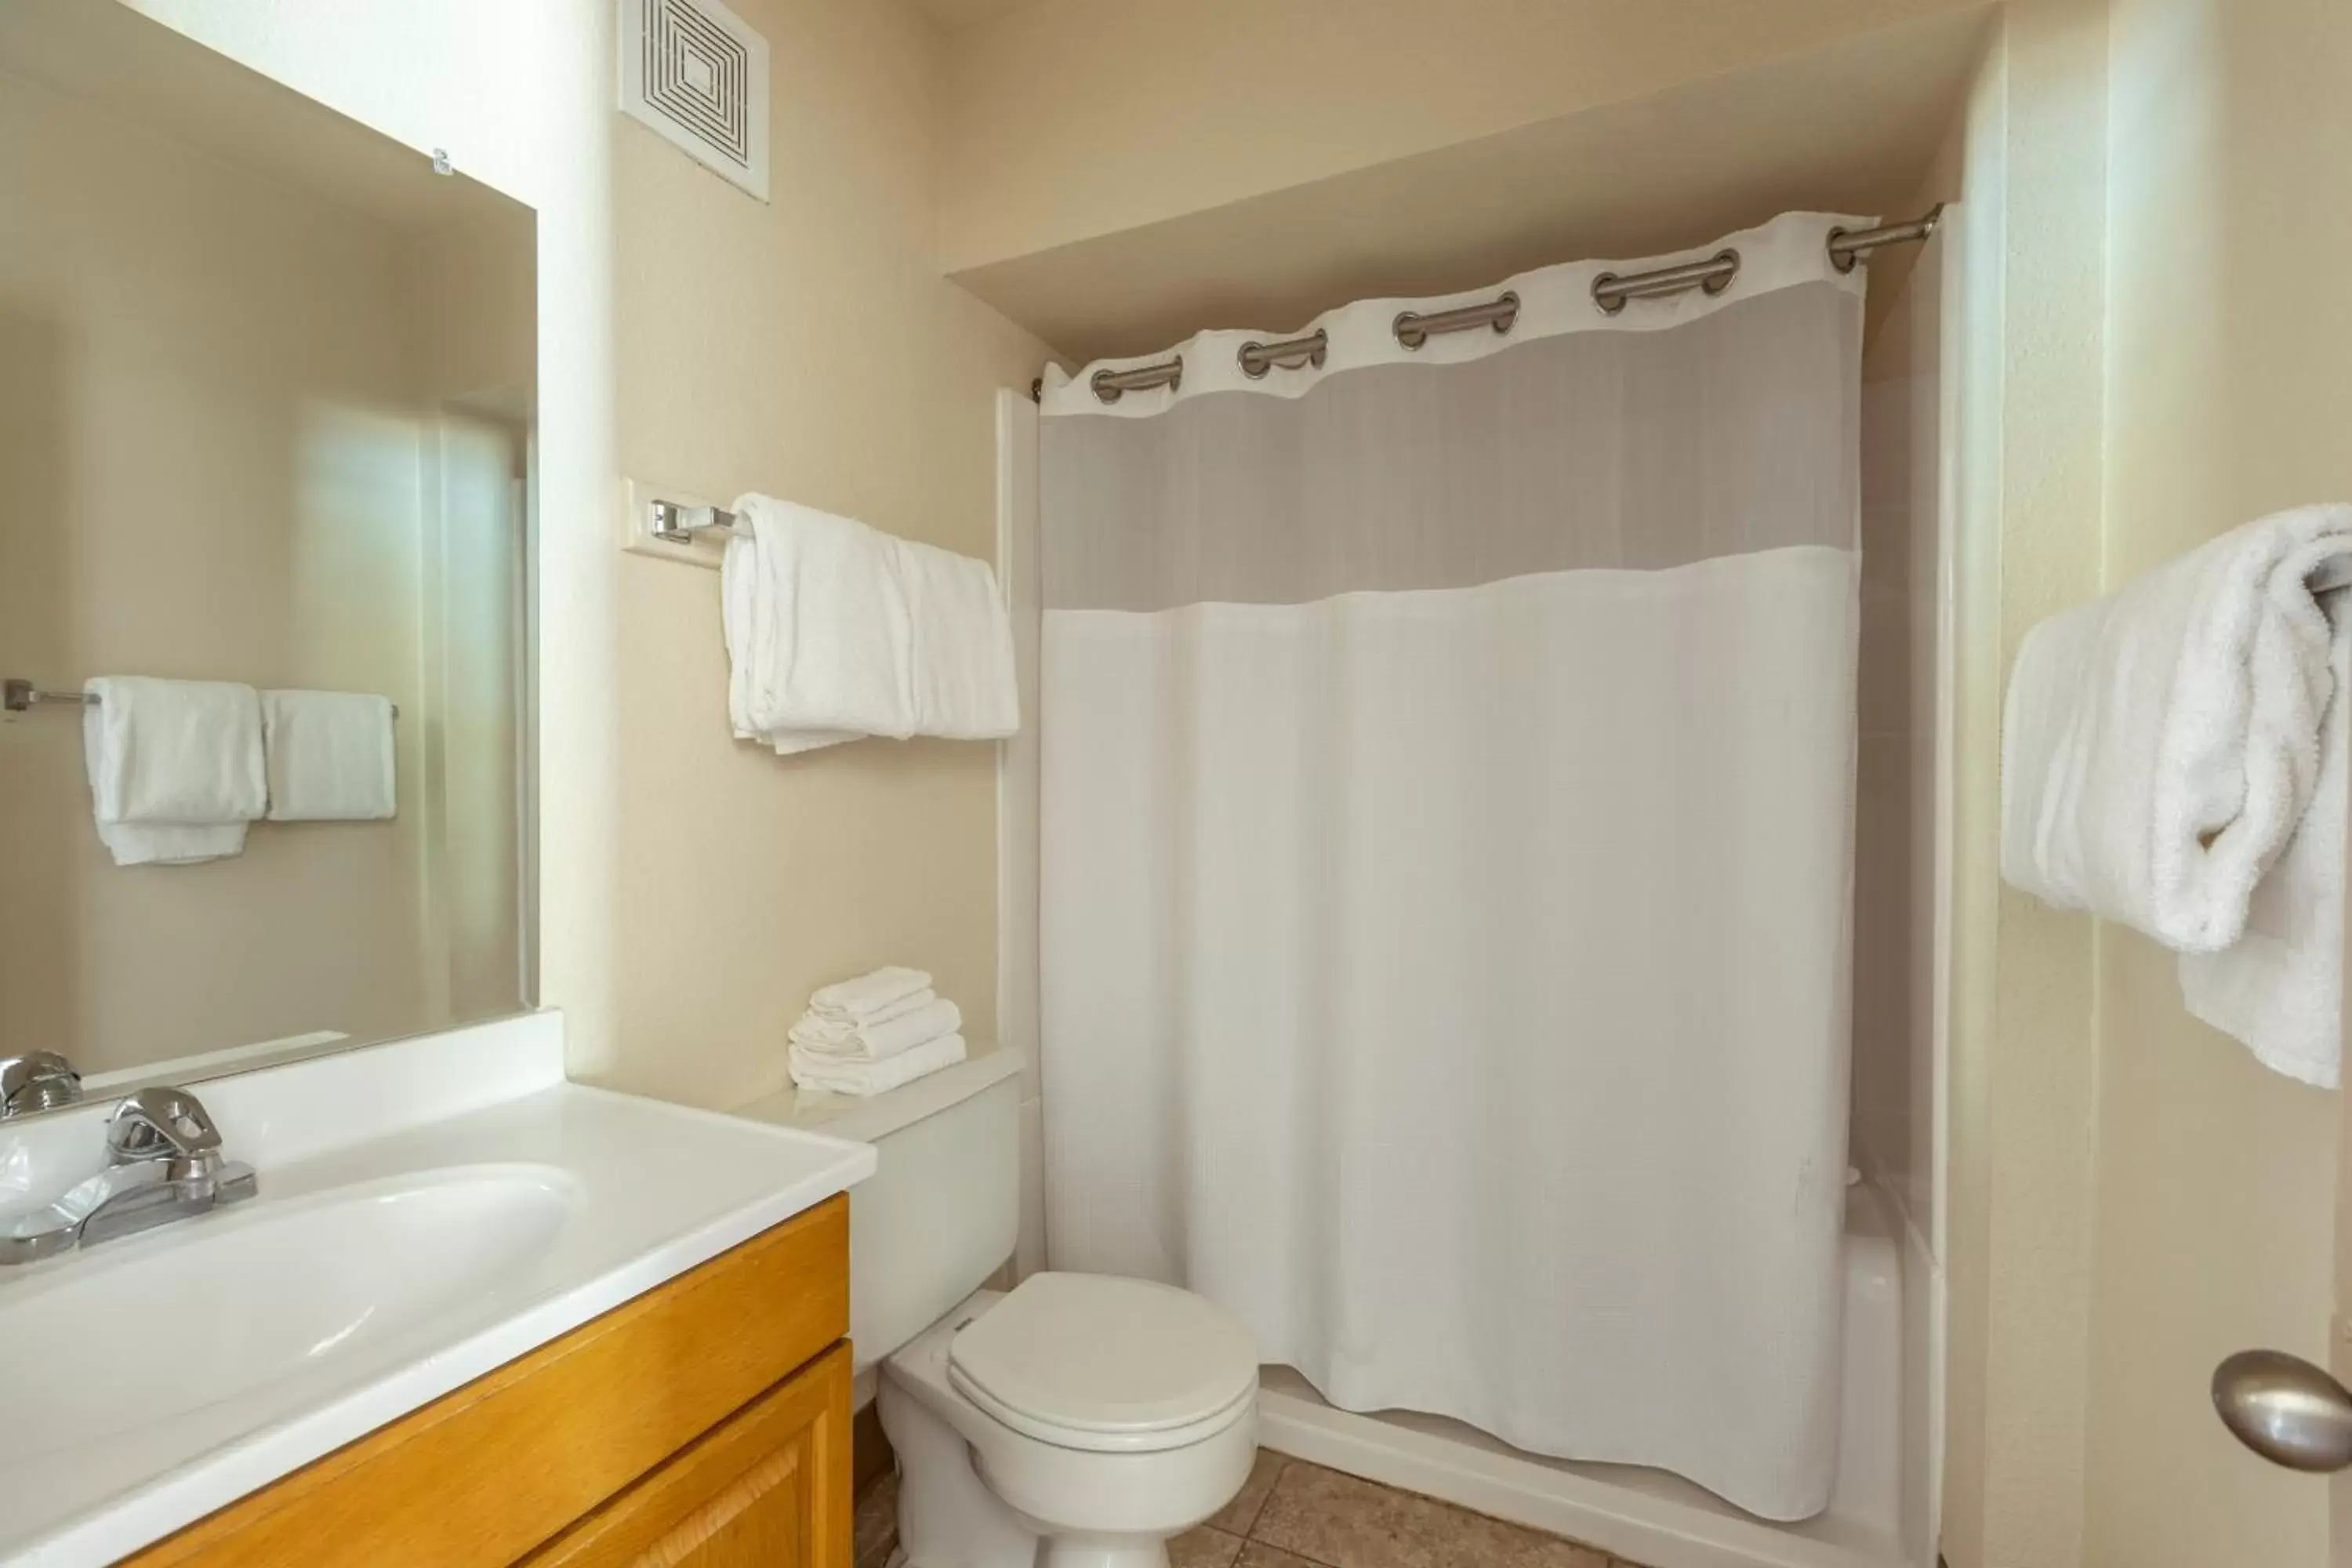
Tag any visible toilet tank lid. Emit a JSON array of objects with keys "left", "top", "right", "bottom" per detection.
[
  {"left": 948, "top": 1272, "right": 1258, "bottom": 1439},
  {"left": 730, "top": 1038, "right": 1022, "bottom": 1146}
]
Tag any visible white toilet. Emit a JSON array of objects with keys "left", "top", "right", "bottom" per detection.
[{"left": 826, "top": 1051, "right": 1259, "bottom": 1568}]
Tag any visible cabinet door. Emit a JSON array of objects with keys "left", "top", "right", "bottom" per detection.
[{"left": 524, "top": 1342, "right": 852, "bottom": 1568}]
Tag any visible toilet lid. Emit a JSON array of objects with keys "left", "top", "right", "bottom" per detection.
[{"left": 947, "top": 1272, "right": 1258, "bottom": 1452}]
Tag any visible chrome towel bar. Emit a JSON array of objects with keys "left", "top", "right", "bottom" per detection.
[
  {"left": 5, "top": 679, "right": 397, "bottom": 718},
  {"left": 650, "top": 498, "right": 739, "bottom": 543}
]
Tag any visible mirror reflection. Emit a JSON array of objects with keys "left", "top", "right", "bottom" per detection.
[{"left": 0, "top": 3, "right": 537, "bottom": 1093}]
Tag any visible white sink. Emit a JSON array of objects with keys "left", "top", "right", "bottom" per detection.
[
  {"left": 0, "top": 1013, "right": 876, "bottom": 1568},
  {"left": 0, "top": 1166, "right": 579, "bottom": 1457}
]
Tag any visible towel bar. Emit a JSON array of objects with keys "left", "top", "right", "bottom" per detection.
[
  {"left": 650, "top": 499, "right": 737, "bottom": 543},
  {"left": 3, "top": 681, "right": 93, "bottom": 712},
  {"left": 5, "top": 680, "right": 397, "bottom": 718}
]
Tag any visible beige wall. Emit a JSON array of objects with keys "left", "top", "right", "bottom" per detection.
[
  {"left": 937, "top": 0, "right": 1993, "bottom": 273},
  {"left": 2079, "top": 1, "right": 2352, "bottom": 1563},
  {"left": 120, "top": 0, "right": 1047, "bottom": 1111},
  {"left": 1942, "top": 3, "right": 2352, "bottom": 1563},
  {"left": 1937, "top": 4, "right": 2112, "bottom": 1565},
  {"left": 595, "top": 0, "right": 1051, "bottom": 1110},
  {"left": 952, "top": 8, "right": 1991, "bottom": 365},
  {"left": 0, "top": 62, "right": 477, "bottom": 1072}
]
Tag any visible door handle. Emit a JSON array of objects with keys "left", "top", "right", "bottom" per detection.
[{"left": 2213, "top": 1349, "right": 2352, "bottom": 1472}]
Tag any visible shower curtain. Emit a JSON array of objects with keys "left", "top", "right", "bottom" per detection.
[{"left": 1036, "top": 213, "right": 1863, "bottom": 1521}]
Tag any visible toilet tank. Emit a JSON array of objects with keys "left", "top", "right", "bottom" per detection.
[{"left": 735, "top": 1046, "right": 1024, "bottom": 1370}]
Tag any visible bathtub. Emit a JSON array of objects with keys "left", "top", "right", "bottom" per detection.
[{"left": 1254, "top": 1178, "right": 1921, "bottom": 1568}]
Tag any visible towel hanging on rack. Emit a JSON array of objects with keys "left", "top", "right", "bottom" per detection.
[
  {"left": 721, "top": 493, "right": 1018, "bottom": 754},
  {"left": 2000, "top": 501, "right": 2352, "bottom": 1085}
]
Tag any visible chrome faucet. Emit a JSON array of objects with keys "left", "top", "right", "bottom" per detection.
[
  {"left": 0, "top": 1052, "right": 82, "bottom": 1120},
  {"left": 0, "top": 1086, "right": 256, "bottom": 1265}
]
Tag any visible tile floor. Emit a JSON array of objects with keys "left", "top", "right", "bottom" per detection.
[
  {"left": 853, "top": 1470, "right": 901, "bottom": 1568},
  {"left": 851, "top": 1449, "right": 1650, "bottom": 1568}
]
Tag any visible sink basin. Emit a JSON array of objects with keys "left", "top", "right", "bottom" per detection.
[
  {"left": 0, "top": 1017, "right": 876, "bottom": 1568},
  {"left": 0, "top": 1165, "right": 578, "bottom": 1457}
]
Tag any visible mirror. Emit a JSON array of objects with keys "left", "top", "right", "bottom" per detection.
[{"left": 0, "top": 3, "right": 537, "bottom": 1101}]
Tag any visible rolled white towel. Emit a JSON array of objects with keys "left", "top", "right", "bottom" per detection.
[
  {"left": 2001, "top": 503, "right": 2352, "bottom": 953},
  {"left": 2177, "top": 602, "right": 2348, "bottom": 1087},
  {"left": 808, "top": 965, "right": 933, "bottom": 1023},
  {"left": 789, "top": 1033, "right": 967, "bottom": 1098},
  {"left": 789, "top": 997, "right": 962, "bottom": 1062}
]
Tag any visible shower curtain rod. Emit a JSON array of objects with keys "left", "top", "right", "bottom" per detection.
[{"left": 1036, "top": 207, "right": 1944, "bottom": 404}]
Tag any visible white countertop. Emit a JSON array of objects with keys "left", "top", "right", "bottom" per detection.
[{"left": 0, "top": 1011, "right": 874, "bottom": 1567}]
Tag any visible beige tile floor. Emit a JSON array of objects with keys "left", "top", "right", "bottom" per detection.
[{"left": 853, "top": 1449, "right": 1649, "bottom": 1568}]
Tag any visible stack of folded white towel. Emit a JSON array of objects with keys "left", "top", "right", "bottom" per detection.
[
  {"left": 787, "top": 966, "right": 967, "bottom": 1097},
  {"left": 82, "top": 677, "right": 397, "bottom": 866},
  {"left": 2002, "top": 503, "right": 2352, "bottom": 1087},
  {"left": 723, "top": 493, "right": 1019, "bottom": 756}
]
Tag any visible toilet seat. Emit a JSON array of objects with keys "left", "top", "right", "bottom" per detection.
[{"left": 946, "top": 1272, "right": 1258, "bottom": 1454}]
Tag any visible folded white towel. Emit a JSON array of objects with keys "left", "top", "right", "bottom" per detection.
[
  {"left": 790, "top": 997, "right": 963, "bottom": 1062},
  {"left": 82, "top": 677, "right": 265, "bottom": 866},
  {"left": 724, "top": 495, "right": 914, "bottom": 754},
  {"left": 2177, "top": 601, "right": 2348, "bottom": 1087},
  {"left": 792, "top": 988, "right": 938, "bottom": 1044},
  {"left": 808, "top": 965, "right": 934, "bottom": 1022},
  {"left": 2001, "top": 503, "right": 2352, "bottom": 954},
  {"left": 789, "top": 1033, "right": 967, "bottom": 1097},
  {"left": 263, "top": 690, "right": 396, "bottom": 821},
  {"left": 901, "top": 535, "right": 1020, "bottom": 739}
]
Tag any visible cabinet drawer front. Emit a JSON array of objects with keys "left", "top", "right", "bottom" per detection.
[
  {"left": 522, "top": 1342, "right": 851, "bottom": 1568},
  {"left": 127, "top": 1196, "right": 849, "bottom": 1568}
]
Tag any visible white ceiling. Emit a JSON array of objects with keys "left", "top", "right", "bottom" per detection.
[{"left": 912, "top": 0, "right": 1052, "bottom": 34}]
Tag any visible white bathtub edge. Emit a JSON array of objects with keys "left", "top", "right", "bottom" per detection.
[{"left": 1254, "top": 1181, "right": 1913, "bottom": 1568}]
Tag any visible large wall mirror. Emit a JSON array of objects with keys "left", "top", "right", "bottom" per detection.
[{"left": 0, "top": 3, "right": 537, "bottom": 1105}]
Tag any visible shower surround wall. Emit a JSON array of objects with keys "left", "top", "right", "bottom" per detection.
[{"left": 1853, "top": 219, "right": 1951, "bottom": 1568}]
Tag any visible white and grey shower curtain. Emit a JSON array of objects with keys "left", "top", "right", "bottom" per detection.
[{"left": 1036, "top": 213, "right": 1863, "bottom": 1520}]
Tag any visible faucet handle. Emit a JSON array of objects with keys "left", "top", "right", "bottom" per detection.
[
  {"left": 0, "top": 1052, "right": 82, "bottom": 1120},
  {"left": 107, "top": 1087, "right": 223, "bottom": 1164}
]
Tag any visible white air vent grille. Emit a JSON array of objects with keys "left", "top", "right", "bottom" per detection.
[{"left": 619, "top": 0, "right": 770, "bottom": 201}]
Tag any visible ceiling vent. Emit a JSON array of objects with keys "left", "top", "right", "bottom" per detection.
[{"left": 619, "top": 0, "right": 770, "bottom": 201}]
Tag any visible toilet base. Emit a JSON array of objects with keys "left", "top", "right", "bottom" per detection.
[
  {"left": 877, "top": 1296, "right": 1257, "bottom": 1568},
  {"left": 879, "top": 1370, "right": 1041, "bottom": 1568},
  {"left": 884, "top": 1375, "right": 1179, "bottom": 1568}
]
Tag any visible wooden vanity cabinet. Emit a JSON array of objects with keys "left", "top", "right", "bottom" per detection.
[{"left": 124, "top": 1195, "right": 854, "bottom": 1568}]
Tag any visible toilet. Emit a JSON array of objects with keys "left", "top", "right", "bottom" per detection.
[{"left": 821, "top": 1050, "right": 1259, "bottom": 1567}]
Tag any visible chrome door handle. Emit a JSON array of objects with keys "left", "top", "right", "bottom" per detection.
[{"left": 2213, "top": 1349, "right": 2352, "bottom": 1472}]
